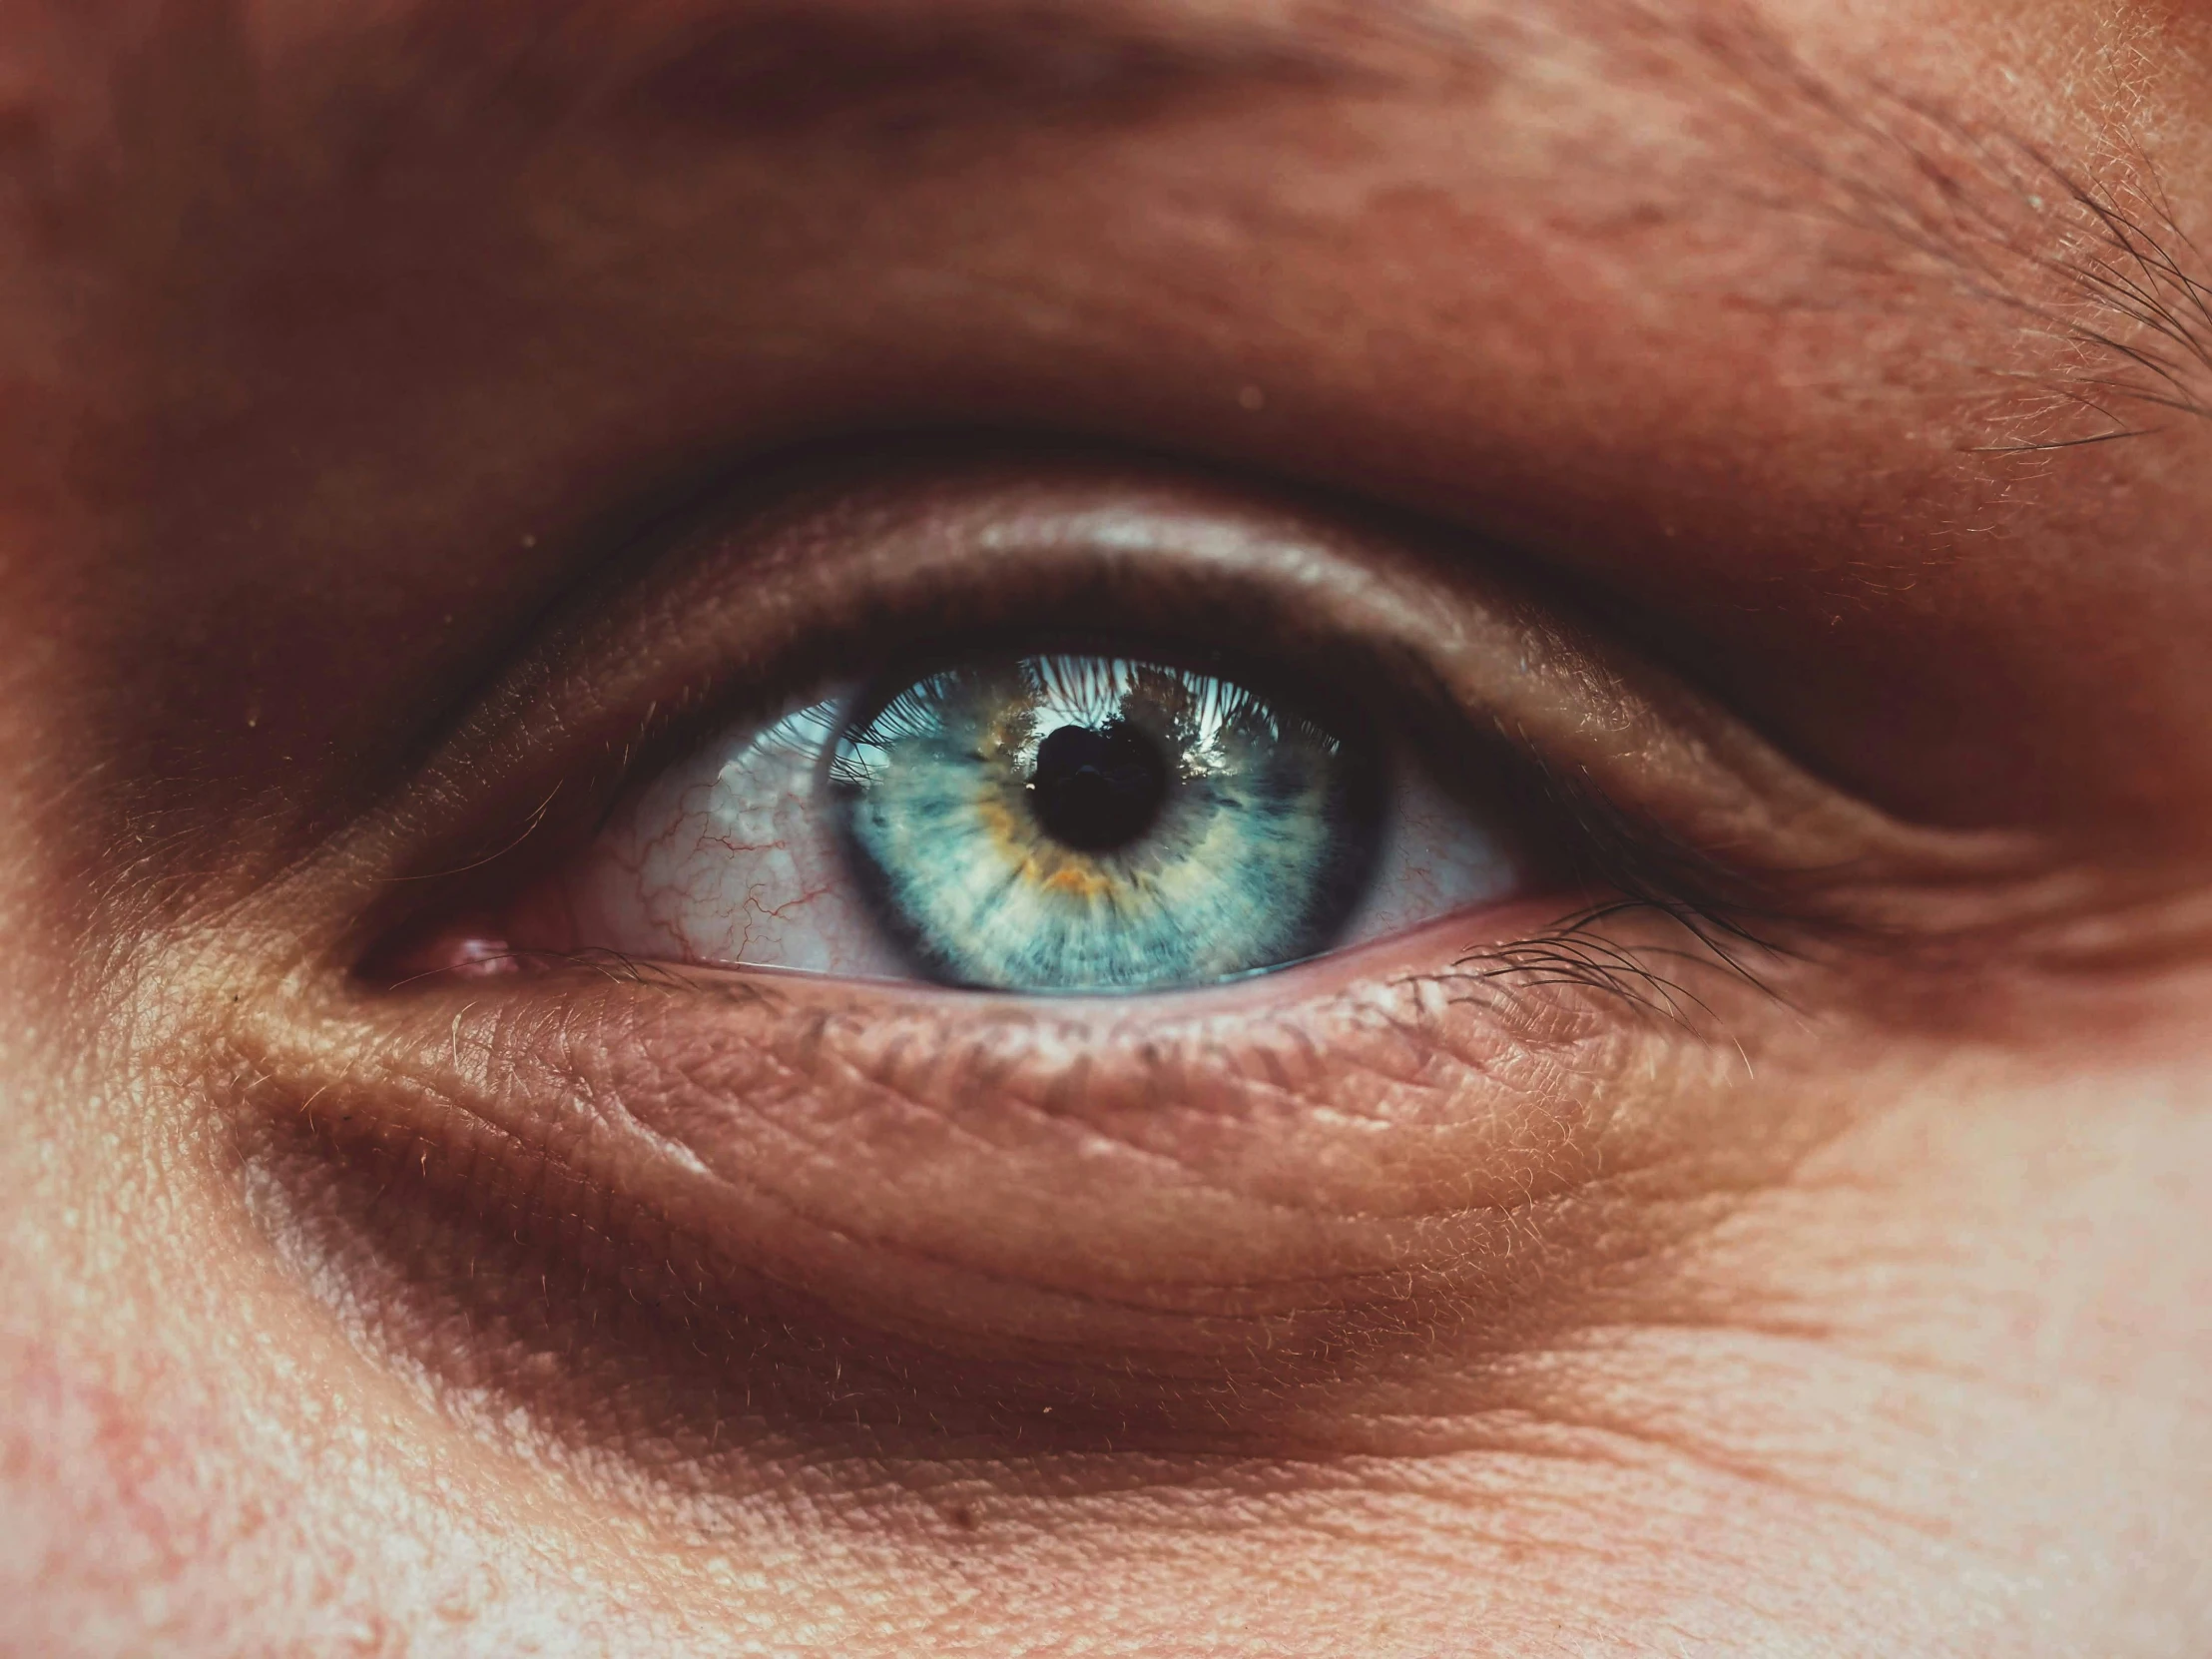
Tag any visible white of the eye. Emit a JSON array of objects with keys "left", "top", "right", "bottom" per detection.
[
  {"left": 565, "top": 689, "right": 908, "bottom": 979},
  {"left": 572, "top": 694, "right": 1523, "bottom": 980},
  {"left": 1340, "top": 761, "right": 1520, "bottom": 947}
]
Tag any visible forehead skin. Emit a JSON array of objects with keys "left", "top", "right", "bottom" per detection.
[{"left": 0, "top": 0, "right": 2209, "bottom": 1655}]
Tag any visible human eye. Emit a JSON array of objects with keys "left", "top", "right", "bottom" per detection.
[
  {"left": 490, "top": 636, "right": 1509, "bottom": 992},
  {"left": 370, "top": 446, "right": 1864, "bottom": 1016},
  {"left": 238, "top": 433, "right": 2044, "bottom": 1501}
]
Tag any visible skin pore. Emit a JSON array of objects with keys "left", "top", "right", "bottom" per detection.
[{"left": 3, "top": 0, "right": 2212, "bottom": 1653}]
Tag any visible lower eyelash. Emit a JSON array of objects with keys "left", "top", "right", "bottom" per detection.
[
  {"left": 1448, "top": 908, "right": 1785, "bottom": 1029},
  {"left": 1509, "top": 762, "right": 1819, "bottom": 1011}
]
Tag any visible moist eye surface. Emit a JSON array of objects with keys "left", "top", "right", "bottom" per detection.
[{"left": 832, "top": 653, "right": 1382, "bottom": 990}]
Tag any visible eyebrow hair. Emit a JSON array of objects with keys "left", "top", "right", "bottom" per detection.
[
  {"left": 390, "top": 0, "right": 1478, "bottom": 143},
  {"left": 1698, "top": 39, "right": 2212, "bottom": 448},
  {"left": 112, "top": 0, "right": 2212, "bottom": 452}
]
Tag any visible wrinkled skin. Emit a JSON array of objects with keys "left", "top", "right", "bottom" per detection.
[{"left": 3, "top": 0, "right": 2211, "bottom": 1654}]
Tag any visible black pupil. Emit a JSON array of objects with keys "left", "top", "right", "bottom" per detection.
[{"left": 1028, "top": 719, "right": 1168, "bottom": 852}]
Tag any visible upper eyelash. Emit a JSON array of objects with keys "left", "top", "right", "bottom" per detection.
[
  {"left": 372, "top": 645, "right": 1813, "bottom": 1025},
  {"left": 350, "top": 443, "right": 1876, "bottom": 1012},
  {"left": 1447, "top": 767, "right": 1804, "bottom": 1023}
]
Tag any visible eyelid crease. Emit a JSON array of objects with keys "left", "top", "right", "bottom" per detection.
[{"left": 318, "top": 445, "right": 2093, "bottom": 1021}]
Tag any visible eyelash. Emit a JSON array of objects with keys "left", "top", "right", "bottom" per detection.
[{"left": 366, "top": 583, "right": 1794, "bottom": 1018}]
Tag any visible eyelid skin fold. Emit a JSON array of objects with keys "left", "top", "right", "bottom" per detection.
[
  {"left": 241, "top": 917, "right": 1772, "bottom": 1456},
  {"left": 346, "top": 442, "right": 2003, "bottom": 970}
]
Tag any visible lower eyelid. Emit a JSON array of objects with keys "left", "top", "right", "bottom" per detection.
[{"left": 243, "top": 901, "right": 1808, "bottom": 1459}]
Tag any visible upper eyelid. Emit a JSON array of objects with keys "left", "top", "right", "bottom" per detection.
[{"left": 304, "top": 446, "right": 2027, "bottom": 970}]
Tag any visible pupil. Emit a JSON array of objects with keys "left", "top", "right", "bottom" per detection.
[{"left": 1028, "top": 719, "right": 1168, "bottom": 852}]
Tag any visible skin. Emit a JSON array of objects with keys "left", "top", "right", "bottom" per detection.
[{"left": 2, "top": 0, "right": 2211, "bottom": 1652}]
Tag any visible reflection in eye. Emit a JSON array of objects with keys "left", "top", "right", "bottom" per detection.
[
  {"left": 834, "top": 654, "right": 1381, "bottom": 989},
  {"left": 554, "top": 648, "right": 1521, "bottom": 992}
]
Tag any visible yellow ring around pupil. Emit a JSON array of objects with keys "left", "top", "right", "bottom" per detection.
[
  {"left": 834, "top": 651, "right": 1380, "bottom": 990},
  {"left": 975, "top": 794, "right": 1132, "bottom": 902}
]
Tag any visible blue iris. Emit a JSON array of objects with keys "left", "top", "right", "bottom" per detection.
[{"left": 830, "top": 653, "right": 1381, "bottom": 991}]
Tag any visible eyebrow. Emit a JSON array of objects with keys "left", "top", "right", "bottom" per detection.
[
  {"left": 389, "top": 0, "right": 1472, "bottom": 143},
  {"left": 211, "top": 0, "right": 2212, "bottom": 446},
  {"left": 536, "top": 0, "right": 2209, "bottom": 444},
  {"left": 1755, "top": 86, "right": 2212, "bottom": 447}
]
